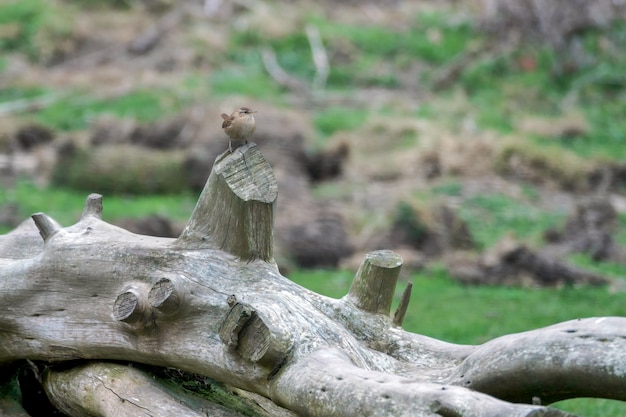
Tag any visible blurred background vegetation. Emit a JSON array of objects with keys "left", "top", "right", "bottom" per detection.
[{"left": 1, "top": 0, "right": 626, "bottom": 415}]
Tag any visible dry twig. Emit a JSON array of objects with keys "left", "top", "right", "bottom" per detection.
[
  {"left": 261, "top": 47, "right": 308, "bottom": 93},
  {"left": 305, "top": 24, "right": 329, "bottom": 94}
]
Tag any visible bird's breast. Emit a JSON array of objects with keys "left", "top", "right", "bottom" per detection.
[{"left": 225, "top": 118, "right": 256, "bottom": 140}]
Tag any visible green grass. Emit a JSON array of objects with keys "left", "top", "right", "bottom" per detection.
[
  {"left": 456, "top": 22, "right": 626, "bottom": 164},
  {"left": 229, "top": 12, "right": 474, "bottom": 92},
  {"left": 432, "top": 180, "right": 463, "bottom": 197},
  {"left": 568, "top": 253, "right": 626, "bottom": 280},
  {"left": 0, "top": 86, "right": 190, "bottom": 132},
  {"left": 313, "top": 106, "right": 369, "bottom": 137},
  {"left": 0, "top": 86, "right": 49, "bottom": 103},
  {"left": 575, "top": 95, "right": 626, "bottom": 159},
  {"left": 458, "top": 193, "right": 565, "bottom": 249},
  {"left": 35, "top": 89, "right": 188, "bottom": 131},
  {"left": 552, "top": 398, "right": 626, "bottom": 417},
  {"left": 210, "top": 67, "right": 284, "bottom": 98},
  {"left": 0, "top": 180, "right": 197, "bottom": 232},
  {"left": 288, "top": 266, "right": 626, "bottom": 417},
  {"left": 312, "top": 12, "right": 473, "bottom": 65},
  {"left": 0, "top": 0, "right": 48, "bottom": 59},
  {"left": 0, "top": 0, "right": 76, "bottom": 62},
  {"left": 619, "top": 215, "right": 626, "bottom": 246}
]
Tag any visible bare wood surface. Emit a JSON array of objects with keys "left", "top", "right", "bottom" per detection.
[
  {"left": 0, "top": 145, "right": 624, "bottom": 416},
  {"left": 44, "top": 362, "right": 248, "bottom": 417},
  {"left": 447, "top": 317, "right": 626, "bottom": 404},
  {"left": 346, "top": 250, "right": 403, "bottom": 315},
  {"left": 177, "top": 143, "right": 277, "bottom": 261},
  {"left": 272, "top": 348, "right": 575, "bottom": 417},
  {"left": 392, "top": 282, "right": 413, "bottom": 328}
]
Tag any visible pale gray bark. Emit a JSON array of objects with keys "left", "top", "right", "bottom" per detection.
[
  {"left": 44, "top": 362, "right": 243, "bottom": 417},
  {"left": 42, "top": 361, "right": 298, "bottom": 417},
  {"left": 0, "top": 143, "right": 623, "bottom": 416}
]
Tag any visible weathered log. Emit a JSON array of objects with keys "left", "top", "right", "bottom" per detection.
[
  {"left": 272, "top": 348, "right": 574, "bottom": 417},
  {"left": 44, "top": 362, "right": 242, "bottom": 417},
  {"left": 448, "top": 317, "right": 626, "bottom": 404},
  {"left": 0, "top": 143, "right": 624, "bottom": 416}
]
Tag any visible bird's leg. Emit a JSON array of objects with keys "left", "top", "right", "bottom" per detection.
[{"left": 229, "top": 140, "right": 233, "bottom": 153}]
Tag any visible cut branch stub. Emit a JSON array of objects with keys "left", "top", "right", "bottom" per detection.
[
  {"left": 219, "top": 302, "right": 291, "bottom": 370},
  {"left": 219, "top": 303, "right": 253, "bottom": 350},
  {"left": 113, "top": 288, "right": 148, "bottom": 324},
  {"left": 346, "top": 250, "right": 403, "bottom": 316},
  {"left": 148, "top": 278, "right": 181, "bottom": 316},
  {"left": 31, "top": 213, "right": 62, "bottom": 242},
  {"left": 81, "top": 193, "right": 103, "bottom": 219},
  {"left": 177, "top": 143, "right": 277, "bottom": 262}
]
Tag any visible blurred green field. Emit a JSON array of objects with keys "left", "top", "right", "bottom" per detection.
[
  {"left": 2, "top": 0, "right": 626, "bottom": 415},
  {"left": 0, "top": 180, "right": 197, "bottom": 233}
]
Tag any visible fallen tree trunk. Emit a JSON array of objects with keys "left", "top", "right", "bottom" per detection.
[
  {"left": 41, "top": 360, "right": 300, "bottom": 417},
  {"left": 0, "top": 143, "right": 624, "bottom": 416},
  {"left": 44, "top": 362, "right": 239, "bottom": 417}
]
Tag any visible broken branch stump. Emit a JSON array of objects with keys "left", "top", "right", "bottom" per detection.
[{"left": 177, "top": 143, "right": 277, "bottom": 261}]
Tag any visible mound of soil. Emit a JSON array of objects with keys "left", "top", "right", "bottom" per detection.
[
  {"left": 447, "top": 235, "right": 611, "bottom": 287},
  {"left": 545, "top": 198, "right": 626, "bottom": 262}
]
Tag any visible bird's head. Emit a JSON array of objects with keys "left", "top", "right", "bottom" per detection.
[{"left": 238, "top": 107, "right": 257, "bottom": 116}]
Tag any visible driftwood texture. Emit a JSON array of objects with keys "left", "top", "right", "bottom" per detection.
[{"left": 1, "top": 143, "right": 625, "bottom": 416}]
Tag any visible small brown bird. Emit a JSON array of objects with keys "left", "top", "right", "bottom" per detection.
[{"left": 220, "top": 107, "right": 257, "bottom": 152}]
